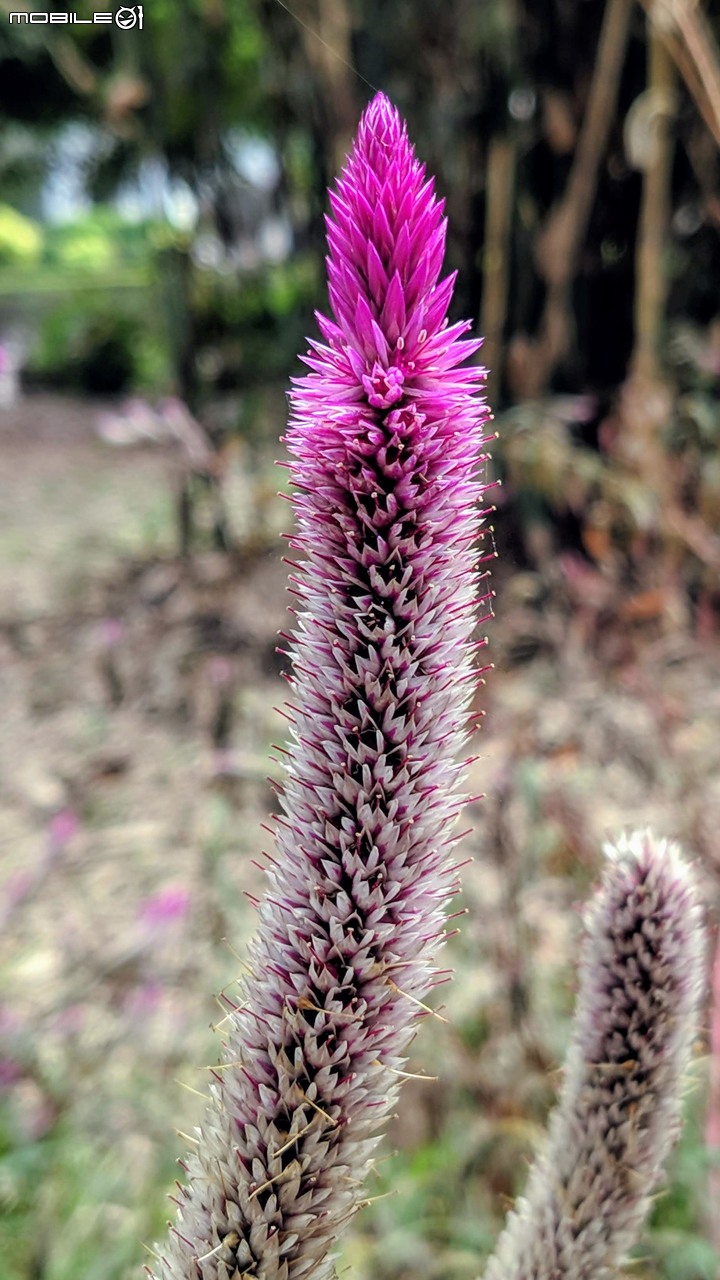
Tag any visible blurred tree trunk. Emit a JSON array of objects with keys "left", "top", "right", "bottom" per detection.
[
  {"left": 257, "top": 0, "right": 360, "bottom": 256},
  {"left": 315, "top": 0, "right": 358, "bottom": 172},
  {"left": 639, "top": 0, "right": 720, "bottom": 148},
  {"left": 617, "top": 24, "right": 711, "bottom": 621},
  {"left": 297, "top": 0, "right": 359, "bottom": 175},
  {"left": 631, "top": 29, "right": 676, "bottom": 384},
  {"left": 481, "top": 135, "right": 516, "bottom": 394},
  {"left": 159, "top": 243, "right": 197, "bottom": 410},
  {"left": 531, "top": 0, "right": 633, "bottom": 395}
]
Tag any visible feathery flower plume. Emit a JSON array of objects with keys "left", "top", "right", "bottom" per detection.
[
  {"left": 152, "top": 92, "right": 492, "bottom": 1280},
  {"left": 483, "top": 830, "right": 705, "bottom": 1280}
]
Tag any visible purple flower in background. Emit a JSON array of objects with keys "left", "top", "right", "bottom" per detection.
[
  {"left": 482, "top": 831, "right": 706, "bottom": 1280},
  {"left": 154, "top": 92, "right": 492, "bottom": 1280},
  {"left": 1, "top": 808, "right": 78, "bottom": 931},
  {"left": 97, "top": 617, "right": 125, "bottom": 650},
  {"left": 139, "top": 886, "right": 191, "bottom": 930},
  {"left": 0, "top": 1057, "right": 21, "bottom": 1090},
  {"left": 0, "top": 1006, "right": 23, "bottom": 1095},
  {"left": 48, "top": 807, "right": 79, "bottom": 855},
  {"left": 125, "top": 980, "right": 166, "bottom": 1021}
]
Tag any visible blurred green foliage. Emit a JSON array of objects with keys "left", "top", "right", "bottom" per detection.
[
  {"left": 26, "top": 288, "right": 167, "bottom": 394},
  {"left": 42, "top": 210, "right": 152, "bottom": 273},
  {"left": 0, "top": 1095, "right": 178, "bottom": 1280},
  {"left": 0, "top": 203, "right": 42, "bottom": 266},
  {"left": 192, "top": 253, "right": 320, "bottom": 389}
]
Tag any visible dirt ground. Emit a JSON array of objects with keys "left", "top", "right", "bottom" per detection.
[{"left": 1, "top": 394, "right": 718, "bottom": 1279}]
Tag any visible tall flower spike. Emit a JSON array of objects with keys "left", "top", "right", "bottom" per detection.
[
  {"left": 483, "top": 831, "right": 706, "bottom": 1280},
  {"left": 153, "top": 93, "right": 492, "bottom": 1280}
]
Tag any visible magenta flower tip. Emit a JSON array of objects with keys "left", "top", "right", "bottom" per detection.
[{"left": 355, "top": 92, "right": 407, "bottom": 156}]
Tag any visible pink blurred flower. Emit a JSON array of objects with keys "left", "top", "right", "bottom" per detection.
[
  {"left": 0, "top": 1057, "right": 22, "bottom": 1090},
  {"left": 1, "top": 811, "right": 78, "bottom": 929},
  {"left": 139, "top": 886, "right": 190, "bottom": 929},
  {"left": 96, "top": 617, "right": 125, "bottom": 649},
  {"left": 124, "top": 980, "right": 166, "bottom": 1020},
  {"left": 48, "top": 807, "right": 79, "bottom": 855}
]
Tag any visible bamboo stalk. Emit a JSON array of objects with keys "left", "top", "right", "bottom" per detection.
[
  {"left": 480, "top": 135, "right": 516, "bottom": 394},
  {"left": 298, "top": 0, "right": 357, "bottom": 174},
  {"left": 632, "top": 28, "right": 676, "bottom": 381},
  {"left": 621, "top": 19, "right": 700, "bottom": 623},
  {"left": 639, "top": 0, "right": 720, "bottom": 147},
  {"left": 532, "top": 0, "right": 634, "bottom": 391}
]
